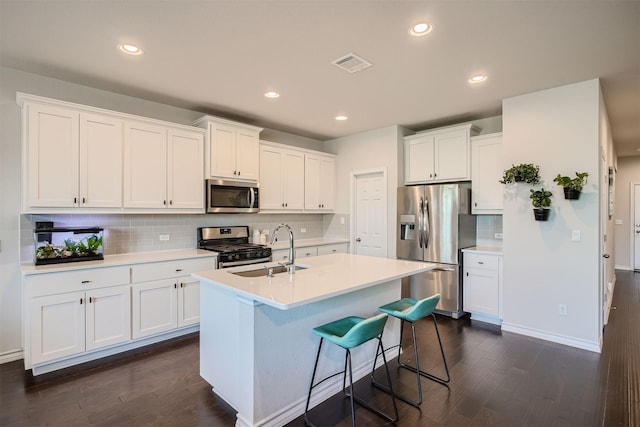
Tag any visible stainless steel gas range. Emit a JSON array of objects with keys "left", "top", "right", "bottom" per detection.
[{"left": 197, "top": 226, "right": 271, "bottom": 269}]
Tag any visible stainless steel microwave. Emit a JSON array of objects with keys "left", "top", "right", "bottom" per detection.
[{"left": 206, "top": 179, "right": 259, "bottom": 213}]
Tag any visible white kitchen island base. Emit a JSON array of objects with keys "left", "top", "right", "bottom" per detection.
[{"left": 194, "top": 253, "right": 434, "bottom": 427}]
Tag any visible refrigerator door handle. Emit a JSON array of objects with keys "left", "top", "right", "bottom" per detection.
[
  {"left": 418, "top": 197, "right": 424, "bottom": 248},
  {"left": 424, "top": 198, "right": 431, "bottom": 250}
]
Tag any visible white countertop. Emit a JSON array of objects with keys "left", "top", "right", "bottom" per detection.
[
  {"left": 462, "top": 246, "right": 503, "bottom": 255},
  {"left": 22, "top": 249, "right": 217, "bottom": 275},
  {"left": 192, "top": 253, "right": 434, "bottom": 310},
  {"left": 268, "top": 237, "right": 349, "bottom": 251}
]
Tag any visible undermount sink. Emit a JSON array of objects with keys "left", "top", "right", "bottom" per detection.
[{"left": 230, "top": 264, "right": 308, "bottom": 278}]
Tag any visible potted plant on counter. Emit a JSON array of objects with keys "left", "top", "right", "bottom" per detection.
[
  {"left": 500, "top": 163, "right": 541, "bottom": 184},
  {"left": 553, "top": 172, "right": 589, "bottom": 200},
  {"left": 530, "top": 188, "right": 553, "bottom": 221}
]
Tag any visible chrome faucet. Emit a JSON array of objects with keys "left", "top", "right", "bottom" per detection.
[{"left": 270, "top": 223, "right": 295, "bottom": 274}]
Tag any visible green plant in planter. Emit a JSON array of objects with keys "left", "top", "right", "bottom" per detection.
[
  {"left": 500, "top": 163, "right": 541, "bottom": 184},
  {"left": 530, "top": 188, "right": 553, "bottom": 221},
  {"left": 530, "top": 188, "right": 552, "bottom": 208},
  {"left": 553, "top": 172, "right": 589, "bottom": 200}
]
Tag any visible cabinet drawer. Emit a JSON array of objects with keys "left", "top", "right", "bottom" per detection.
[
  {"left": 464, "top": 253, "right": 500, "bottom": 270},
  {"left": 271, "top": 249, "right": 291, "bottom": 262},
  {"left": 132, "top": 257, "right": 216, "bottom": 283},
  {"left": 317, "top": 243, "right": 348, "bottom": 256},
  {"left": 295, "top": 247, "right": 318, "bottom": 258},
  {"left": 27, "top": 266, "right": 130, "bottom": 297}
]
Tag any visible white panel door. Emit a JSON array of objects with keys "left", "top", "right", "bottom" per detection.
[
  {"left": 259, "top": 146, "right": 284, "bottom": 209},
  {"left": 123, "top": 121, "right": 167, "bottom": 208},
  {"left": 210, "top": 123, "right": 236, "bottom": 179},
  {"left": 435, "top": 129, "right": 469, "bottom": 181},
  {"left": 405, "top": 136, "right": 434, "bottom": 183},
  {"left": 304, "top": 155, "right": 321, "bottom": 209},
  {"left": 471, "top": 134, "right": 503, "bottom": 214},
  {"left": 79, "top": 113, "right": 123, "bottom": 208},
  {"left": 178, "top": 276, "right": 200, "bottom": 327},
  {"left": 235, "top": 128, "right": 259, "bottom": 181},
  {"left": 132, "top": 279, "right": 177, "bottom": 339},
  {"left": 27, "top": 103, "right": 80, "bottom": 207},
  {"left": 634, "top": 184, "right": 640, "bottom": 270},
  {"left": 354, "top": 172, "right": 387, "bottom": 258},
  {"left": 30, "top": 292, "right": 85, "bottom": 364},
  {"left": 167, "top": 129, "right": 204, "bottom": 209},
  {"left": 86, "top": 285, "right": 131, "bottom": 351},
  {"left": 283, "top": 150, "right": 305, "bottom": 210}
]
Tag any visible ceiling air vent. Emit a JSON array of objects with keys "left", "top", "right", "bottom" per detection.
[{"left": 331, "top": 53, "right": 372, "bottom": 74}]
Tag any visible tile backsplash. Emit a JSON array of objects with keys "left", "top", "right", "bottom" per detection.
[
  {"left": 20, "top": 213, "right": 328, "bottom": 263},
  {"left": 476, "top": 215, "right": 503, "bottom": 248}
]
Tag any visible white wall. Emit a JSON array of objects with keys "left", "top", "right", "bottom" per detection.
[
  {"left": 613, "top": 156, "right": 640, "bottom": 270},
  {"left": 501, "top": 79, "right": 605, "bottom": 352},
  {"left": 323, "top": 126, "right": 408, "bottom": 258},
  {"left": 0, "top": 66, "right": 324, "bottom": 361}
]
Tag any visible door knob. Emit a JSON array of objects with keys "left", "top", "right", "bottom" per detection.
[
  {"left": 355, "top": 238, "right": 362, "bottom": 242},
  {"left": 603, "top": 254, "right": 610, "bottom": 258}
]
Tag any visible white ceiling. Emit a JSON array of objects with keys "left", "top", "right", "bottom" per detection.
[{"left": 1, "top": 1, "right": 639, "bottom": 155}]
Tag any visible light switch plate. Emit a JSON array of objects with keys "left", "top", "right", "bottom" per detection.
[{"left": 571, "top": 230, "right": 581, "bottom": 242}]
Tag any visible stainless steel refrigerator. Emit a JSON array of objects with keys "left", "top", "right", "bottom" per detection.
[{"left": 397, "top": 183, "right": 476, "bottom": 318}]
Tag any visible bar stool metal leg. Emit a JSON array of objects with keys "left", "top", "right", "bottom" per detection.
[
  {"left": 305, "top": 337, "right": 398, "bottom": 426},
  {"left": 372, "top": 314, "right": 450, "bottom": 407}
]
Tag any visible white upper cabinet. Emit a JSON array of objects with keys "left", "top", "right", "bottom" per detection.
[
  {"left": 167, "top": 129, "right": 204, "bottom": 209},
  {"left": 24, "top": 103, "right": 123, "bottom": 209},
  {"left": 404, "top": 124, "right": 480, "bottom": 184},
  {"left": 304, "top": 154, "right": 336, "bottom": 211},
  {"left": 124, "top": 121, "right": 204, "bottom": 210},
  {"left": 79, "top": 113, "right": 123, "bottom": 208},
  {"left": 194, "top": 116, "right": 263, "bottom": 182},
  {"left": 259, "top": 142, "right": 305, "bottom": 211},
  {"left": 26, "top": 103, "right": 80, "bottom": 208},
  {"left": 471, "top": 133, "right": 503, "bottom": 214},
  {"left": 19, "top": 93, "right": 204, "bottom": 214},
  {"left": 123, "top": 121, "right": 168, "bottom": 208}
]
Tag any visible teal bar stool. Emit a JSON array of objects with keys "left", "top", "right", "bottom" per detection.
[
  {"left": 372, "top": 293, "right": 450, "bottom": 407},
  {"left": 304, "top": 313, "right": 398, "bottom": 426}
]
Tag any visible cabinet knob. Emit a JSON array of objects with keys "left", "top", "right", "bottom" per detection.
[
  {"left": 81, "top": 280, "right": 91, "bottom": 284},
  {"left": 82, "top": 197, "right": 86, "bottom": 204},
  {"left": 478, "top": 261, "right": 484, "bottom": 264},
  {"left": 163, "top": 200, "right": 167, "bottom": 205},
  {"left": 238, "top": 171, "right": 241, "bottom": 176},
  {"left": 285, "top": 203, "right": 288, "bottom": 207},
  {"left": 175, "top": 268, "right": 183, "bottom": 272},
  {"left": 89, "top": 297, "right": 93, "bottom": 303},
  {"left": 80, "top": 298, "right": 83, "bottom": 304},
  {"left": 73, "top": 197, "right": 77, "bottom": 204},
  {"left": 169, "top": 200, "right": 173, "bottom": 205}
]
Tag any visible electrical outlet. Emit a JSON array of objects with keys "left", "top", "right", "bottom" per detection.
[
  {"left": 559, "top": 304, "right": 568, "bottom": 316},
  {"left": 159, "top": 234, "right": 170, "bottom": 241},
  {"left": 340, "top": 217, "right": 345, "bottom": 225},
  {"left": 571, "top": 230, "right": 581, "bottom": 242},
  {"left": 301, "top": 228, "right": 307, "bottom": 233}
]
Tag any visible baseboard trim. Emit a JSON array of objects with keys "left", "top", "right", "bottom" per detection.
[
  {"left": 501, "top": 322, "right": 601, "bottom": 353},
  {"left": 0, "top": 348, "right": 24, "bottom": 364}
]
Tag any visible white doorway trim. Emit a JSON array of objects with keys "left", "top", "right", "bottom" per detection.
[
  {"left": 350, "top": 168, "right": 388, "bottom": 258},
  {"left": 630, "top": 182, "right": 640, "bottom": 271}
]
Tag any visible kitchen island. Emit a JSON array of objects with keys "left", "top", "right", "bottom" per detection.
[{"left": 192, "top": 253, "right": 434, "bottom": 427}]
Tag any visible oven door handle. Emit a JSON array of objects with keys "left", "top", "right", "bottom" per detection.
[{"left": 218, "top": 257, "right": 271, "bottom": 269}]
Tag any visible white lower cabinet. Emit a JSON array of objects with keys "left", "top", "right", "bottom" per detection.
[
  {"left": 272, "top": 242, "right": 349, "bottom": 262},
  {"left": 463, "top": 251, "right": 503, "bottom": 325},
  {"left": 131, "top": 257, "right": 213, "bottom": 339},
  {"left": 24, "top": 254, "right": 215, "bottom": 374},
  {"left": 26, "top": 266, "right": 131, "bottom": 365}
]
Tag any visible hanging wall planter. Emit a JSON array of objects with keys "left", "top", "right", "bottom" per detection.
[
  {"left": 500, "top": 163, "right": 541, "bottom": 185},
  {"left": 533, "top": 208, "right": 551, "bottom": 221},
  {"left": 530, "top": 188, "right": 553, "bottom": 221},
  {"left": 553, "top": 172, "right": 588, "bottom": 200}
]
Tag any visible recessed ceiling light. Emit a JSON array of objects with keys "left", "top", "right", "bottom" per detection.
[
  {"left": 409, "top": 22, "right": 432, "bottom": 37},
  {"left": 264, "top": 91, "right": 280, "bottom": 99},
  {"left": 335, "top": 115, "right": 348, "bottom": 121},
  {"left": 468, "top": 74, "right": 487, "bottom": 84},
  {"left": 118, "top": 43, "right": 143, "bottom": 55}
]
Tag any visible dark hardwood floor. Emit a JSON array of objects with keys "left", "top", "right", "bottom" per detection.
[{"left": 2, "top": 270, "right": 639, "bottom": 426}]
